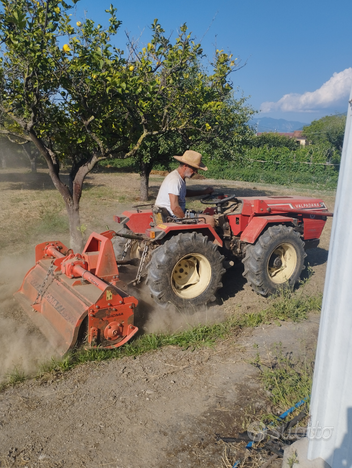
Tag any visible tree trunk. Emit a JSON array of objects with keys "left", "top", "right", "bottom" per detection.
[
  {"left": 1, "top": 154, "right": 6, "bottom": 169},
  {"left": 140, "top": 162, "right": 152, "bottom": 201},
  {"left": 30, "top": 156, "right": 37, "bottom": 173},
  {"left": 26, "top": 130, "right": 101, "bottom": 252},
  {"left": 47, "top": 174, "right": 85, "bottom": 252},
  {"left": 140, "top": 172, "right": 149, "bottom": 201},
  {"left": 65, "top": 201, "right": 84, "bottom": 253},
  {"left": 64, "top": 155, "right": 100, "bottom": 252},
  {"left": 23, "top": 144, "right": 37, "bottom": 173}
]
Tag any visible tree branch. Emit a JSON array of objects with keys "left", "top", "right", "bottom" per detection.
[{"left": 0, "top": 128, "right": 31, "bottom": 142}]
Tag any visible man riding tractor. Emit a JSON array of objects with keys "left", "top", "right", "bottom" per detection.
[{"left": 154, "top": 150, "right": 215, "bottom": 226}]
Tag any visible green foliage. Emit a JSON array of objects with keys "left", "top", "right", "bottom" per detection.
[
  {"left": 251, "top": 133, "right": 298, "bottom": 150},
  {"left": 119, "top": 32, "right": 254, "bottom": 198},
  {"left": 202, "top": 119, "right": 342, "bottom": 189},
  {"left": 303, "top": 114, "right": 346, "bottom": 151},
  {"left": 195, "top": 99, "right": 255, "bottom": 166},
  {"left": 206, "top": 142, "right": 339, "bottom": 188},
  {"left": 130, "top": 133, "right": 183, "bottom": 176},
  {"left": 243, "top": 144, "right": 339, "bottom": 173},
  {"left": 0, "top": 0, "right": 129, "bottom": 248}
]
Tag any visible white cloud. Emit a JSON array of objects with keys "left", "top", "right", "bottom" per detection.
[{"left": 261, "top": 68, "right": 352, "bottom": 113}]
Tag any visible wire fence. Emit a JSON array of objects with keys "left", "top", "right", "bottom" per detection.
[{"left": 248, "top": 158, "right": 340, "bottom": 167}]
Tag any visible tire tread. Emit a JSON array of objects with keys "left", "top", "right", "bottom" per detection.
[{"left": 147, "top": 232, "right": 224, "bottom": 309}]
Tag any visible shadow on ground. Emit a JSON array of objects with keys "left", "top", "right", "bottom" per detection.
[
  {"left": 0, "top": 171, "right": 59, "bottom": 190},
  {"left": 0, "top": 170, "right": 107, "bottom": 191},
  {"left": 218, "top": 263, "right": 247, "bottom": 303},
  {"left": 305, "top": 247, "right": 329, "bottom": 267}
]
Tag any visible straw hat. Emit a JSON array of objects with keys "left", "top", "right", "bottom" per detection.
[{"left": 173, "top": 150, "right": 208, "bottom": 171}]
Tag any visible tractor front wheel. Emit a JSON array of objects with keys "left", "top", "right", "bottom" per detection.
[
  {"left": 242, "top": 225, "right": 305, "bottom": 296},
  {"left": 147, "top": 232, "right": 225, "bottom": 309}
]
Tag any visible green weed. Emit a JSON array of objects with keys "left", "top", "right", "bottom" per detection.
[
  {"left": 239, "top": 290, "right": 322, "bottom": 327},
  {"left": 37, "top": 291, "right": 321, "bottom": 376},
  {"left": 6, "top": 367, "right": 26, "bottom": 386},
  {"left": 83, "top": 185, "right": 115, "bottom": 198},
  {"left": 261, "top": 349, "right": 312, "bottom": 411},
  {"left": 249, "top": 342, "right": 314, "bottom": 432},
  {"left": 288, "top": 452, "right": 299, "bottom": 467}
]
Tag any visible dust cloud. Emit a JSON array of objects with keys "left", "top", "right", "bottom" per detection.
[
  {"left": 0, "top": 253, "right": 227, "bottom": 383},
  {"left": 0, "top": 255, "right": 57, "bottom": 384},
  {"left": 133, "top": 286, "right": 227, "bottom": 335},
  {"left": 144, "top": 303, "right": 226, "bottom": 334}
]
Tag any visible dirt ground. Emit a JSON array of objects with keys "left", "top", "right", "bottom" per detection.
[{"left": 0, "top": 169, "right": 335, "bottom": 468}]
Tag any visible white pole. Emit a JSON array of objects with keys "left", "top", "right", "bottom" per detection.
[{"left": 308, "top": 87, "right": 352, "bottom": 465}]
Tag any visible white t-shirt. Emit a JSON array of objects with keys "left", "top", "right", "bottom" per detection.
[{"left": 155, "top": 169, "right": 186, "bottom": 215}]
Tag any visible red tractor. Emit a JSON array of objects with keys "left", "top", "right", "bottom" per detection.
[
  {"left": 14, "top": 192, "right": 332, "bottom": 355},
  {"left": 112, "top": 193, "right": 332, "bottom": 309}
]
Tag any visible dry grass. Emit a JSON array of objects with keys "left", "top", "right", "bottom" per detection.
[
  {"left": 0, "top": 169, "right": 142, "bottom": 256},
  {"left": 1, "top": 172, "right": 69, "bottom": 254},
  {"left": 220, "top": 440, "right": 281, "bottom": 468}
]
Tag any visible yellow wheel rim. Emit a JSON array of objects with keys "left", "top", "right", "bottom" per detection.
[
  {"left": 267, "top": 243, "right": 297, "bottom": 284},
  {"left": 171, "top": 253, "right": 212, "bottom": 299}
]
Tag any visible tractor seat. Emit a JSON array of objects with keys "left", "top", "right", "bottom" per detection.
[{"left": 153, "top": 206, "right": 171, "bottom": 224}]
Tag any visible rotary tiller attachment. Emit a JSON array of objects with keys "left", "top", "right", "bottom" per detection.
[{"left": 14, "top": 231, "right": 138, "bottom": 355}]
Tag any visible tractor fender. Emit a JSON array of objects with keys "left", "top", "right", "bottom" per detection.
[
  {"left": 154, "top": 223, "right": 223, "bottom": 247},
  {"left": 115, "top": 210, "right": 154, "bottom": 234},
  {"left": 240, "top": 215, "right": 295, "bottom": 244}
]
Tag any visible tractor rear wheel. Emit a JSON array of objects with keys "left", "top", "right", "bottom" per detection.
[
  {"left": 146, "top": 232, "right": 225, "bottom": 309},
  {"left": 242, "top": 225, "right": 305, "bottom": 296}
]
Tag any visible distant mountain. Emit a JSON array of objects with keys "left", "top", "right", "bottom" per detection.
[{"left": 250, "top": 117, "right": 308, "bottom": 133}]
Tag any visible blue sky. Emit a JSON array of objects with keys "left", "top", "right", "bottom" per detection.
[{"left": 73, "top": 0, "right": 352, "bottom": 124}]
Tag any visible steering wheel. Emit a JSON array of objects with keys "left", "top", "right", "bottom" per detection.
[{"left": 201, "top": 193, "right": 239, "bottom": 205}]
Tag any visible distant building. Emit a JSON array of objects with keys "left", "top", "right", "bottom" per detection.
[{"left": 257, "top": 130, "right": 308, "bottom": 146}]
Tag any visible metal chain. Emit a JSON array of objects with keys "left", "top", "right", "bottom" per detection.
[
  {"left": 132, "top": 243, "right": 149, "bottom": 285},
  {"left": 121, "top": 239, "right": 132, "bottom": 260},
  {"left": 32, "top": 260, "right": 56, "bottom": 305}
]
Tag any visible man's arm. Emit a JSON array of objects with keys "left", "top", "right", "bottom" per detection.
[
  {"left": 186, "top": 186, "right": 214, "bottom": 197},
  {"left": 169, "top": 191, "right": 215, "bottom": 227},
  {"left": 169, "top": 193, "right": 185, "bottom": 218}
]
